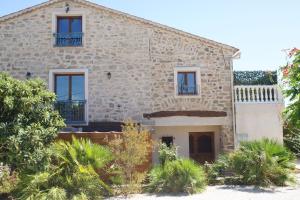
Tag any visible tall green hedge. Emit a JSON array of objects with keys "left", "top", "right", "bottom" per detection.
[{"left": 234, "top": 71, "right": 277, "bottom": 85}]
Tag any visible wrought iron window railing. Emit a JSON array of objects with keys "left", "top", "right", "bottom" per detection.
[
  {"left": 177, "top": 85, "right": 199, "bottom": 95},
  {"left": 54, "top": 100, "right": 86, "bottom": 124},
  {"left": 54, "top": 32, "right": 83, "bottom": 47}
]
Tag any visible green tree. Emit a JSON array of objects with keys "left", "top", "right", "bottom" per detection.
[
  {"left": 0, "top": 73, "right": 65, "bottom": 172},
  {"left": 281, "top": 48, "right": 300, "bottom": 154}
]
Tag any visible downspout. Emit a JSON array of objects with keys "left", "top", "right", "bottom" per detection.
[{"left": 231, "top": 50, "right": 241, "bottom": 149}]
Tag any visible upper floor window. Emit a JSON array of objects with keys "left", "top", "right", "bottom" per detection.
[
  {"left": 177, "top": 72, "right": 197, "bottom": 95},
  {"left": 54, "top": 16, "right": 83, "bottom": 47},
  {"left": 174, "top": 67, "right": 201, "bottom": 97}
]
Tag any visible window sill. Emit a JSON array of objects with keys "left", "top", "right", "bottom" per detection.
[
  {"left": 175, "top": 94, "right": 201, "bottom": 98},
  {"left": 53, "top": 45, "right": 84, "bottom": 48}
]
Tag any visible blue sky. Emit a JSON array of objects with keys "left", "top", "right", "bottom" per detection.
[{"left": 1, "top": 0, "right": 299, "bottom": 71}]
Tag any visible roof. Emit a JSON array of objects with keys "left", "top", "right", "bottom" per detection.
[
  {"left": 143, "top": 110, "right": 227, "bottom": 119},
  {"left": 0, "top": 0, "right": 239, "bottom": 52}
]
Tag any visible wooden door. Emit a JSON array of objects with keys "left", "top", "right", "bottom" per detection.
[{"left": 189, "top": 132, "right": 215, "bottom": 164}]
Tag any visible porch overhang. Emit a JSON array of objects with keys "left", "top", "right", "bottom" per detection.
[{"left": 143, "top": 110, "right": 227, "bottom": 126}]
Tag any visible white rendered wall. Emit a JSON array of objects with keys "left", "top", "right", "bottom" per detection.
[{"left": 235, "top": 103, "right": 284, "bottom": 143}]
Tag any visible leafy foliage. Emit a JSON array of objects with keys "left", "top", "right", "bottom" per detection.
[
  {"left": 205, "top": 155, "right": 229, "bottom": 185},
  {"left": 0, "top": 73, "right": 65, "bottom": 172},
  {"left": 0, "top": 164, "right": 19, "bottom": 196},
  {"left": 107, "top": 121, "right": 152, "bottom": 194},
  {"left": 14, "top": 137, "right": 113, "bottom": 200},
  {"left": 158, "top": 143, "right": 177, "bottom": 166},
  {"left": 207, "top": 139, "right": 296, "bottom": 187},
  {"left": 234, "top": 70, "right": 277, "bottom": 85},
  {"left": 284, "top": 125, "right": 300, "bottom": 156},
  {"left": 148, "top": 159, "right": 206, "bottom": 194},
  {"left": 281, "top": 48, "right": 300, "bottom": 154}
]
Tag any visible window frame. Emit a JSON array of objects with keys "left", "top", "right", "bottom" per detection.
[
  {"left": 177, "top": 71, "right": 197, "bottom": 95},
  {"left": 49, "top": 69, "right": 89, "bottom": 126},
  {"left": 57, "top": 16, "right": 82, "bottom": 33},
  {"left": 54, "top": 73, "right": 85, "bottom": 101},
  {"left": 174, "top": 66, "right": 201, "bottom": 98},
  {"left": 52, "top": 9, "right": 86, "bottom": 47}
]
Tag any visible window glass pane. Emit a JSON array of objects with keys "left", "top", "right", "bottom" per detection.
[
  {"left": 57, "top": 18, "right": 69, "bottom": 33},
  {"left": 177, "top": 73, "right": 185, "bottom": 86},
  {"left": 177, "top": 72, "right": 185, "bottom": 94},
  {"left": 71, "top": 75, "right": 85, "bottom": 100},
  {"left": 187, "top": 72, "right": 196, "bottom": 93},
  {"left": 55, "top": 75, "right": 69, "bottom": 100},
  {"left": 71, "top": 17, "right": 82, "bottom": 32}
]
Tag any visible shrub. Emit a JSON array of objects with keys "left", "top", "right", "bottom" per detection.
[
  {"left": 14, "top": 137, "right": 113, "bottom": 199},
  {"left": 283, "top": 121, "right": 300, "bottom": 156},
  {"left": 0, "top": 164, "right": 19, "bottom": 196},
  {"left": 148, "top": 159, "right": 206, "bottom": 194},
  {"left": 0, "top": 73, "right": 65, "bottom": 173},
  {"left": 158, "top": 143, "right": 177, "bottom": 166},
  {"left": 208, "top": 139, "right": 296, "bottom": 187},
  {"left": 205, "top": 155, "right": 228, "bottom": 185},
  {"left": 107, "top": 121, "right": 152, "bottom": 194},
  {"left": 281, "top": 48, "right": 300, "bottom": 155}
]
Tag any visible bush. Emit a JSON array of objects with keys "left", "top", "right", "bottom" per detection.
[
  {"left": 281, "top": 48, "right": 300, "bottom": 155},
  {"left": 158, "top": 143, "right": 177, "bottom": 166},
  {"left": 107, "top": 121, "right": 152, "bottom": 194},
  {"left": 207, "top": 139, "right": 296, "bottom": 187},
  {"left": 0, "top": 164, "right": 19, "bottom": 197},
  {"left": 14, "top": 137, "right": 113, "bottom": 200},
  {"left": 0, "top": 73, "right": 65, "bottom": 173},
  {"left": 148, "top": 159, "right": 206, "bottom": 194},
  {"left": 283, "top": 121, "right": 300, "bottom": 156}
]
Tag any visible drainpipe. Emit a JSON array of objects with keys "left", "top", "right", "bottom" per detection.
[{"left": 231, "top": 50, "right": 241, "bottom": 149}]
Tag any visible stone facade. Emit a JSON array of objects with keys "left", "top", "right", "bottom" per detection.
[{"left": 0, "top": 0, "right": 238, "bottom": 151}]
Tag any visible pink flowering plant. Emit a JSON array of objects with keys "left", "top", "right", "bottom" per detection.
[
  {"left": 281, "top": 48, "right": 300, "bottom": 155},
  {"left": 281, "top": 48, "right": 300, "bottom": 127}
]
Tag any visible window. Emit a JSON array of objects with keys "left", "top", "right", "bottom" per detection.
[
  {"left": 55, "top": 16, "right": 83, "bottom": 46},
  {"left": 174, "top": 67, "right": 200, "bottom": 97},
  {"left": 177, "top": 72, "right": 197, "bottom": 95},
  {"left": 161, "top": 137, "right": 173, "bottom": 147},
  {"left": 54, "top": 74, "right": 86, "bottom": 124}
]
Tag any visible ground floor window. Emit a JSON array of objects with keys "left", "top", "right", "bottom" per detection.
[{"left": 161, "top": 136, "right": 174, "bottom": 147}]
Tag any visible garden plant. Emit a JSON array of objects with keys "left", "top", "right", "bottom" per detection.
[
  {"left": 281, "top": 48, "right": 300, "bottom": 155},
  {"left": 148, "top": 143, "right": 207, "bottom": 194},
  {"left": 207, "top": 139, "right": 296, "bottom": 187}
]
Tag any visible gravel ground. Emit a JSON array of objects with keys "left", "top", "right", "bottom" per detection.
[
  {"left": 117, "top": 183, "right": 299, "bottom": 200},
  {"left": 108, "top": 175, "right": 300, "bottom": 200},
  {"left": 108, "top": 160, "right": 300, "bottom": 200}
]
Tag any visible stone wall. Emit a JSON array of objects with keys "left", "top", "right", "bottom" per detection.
[{"left": 0, "top": 0, "right": 237, "bottom": 151}]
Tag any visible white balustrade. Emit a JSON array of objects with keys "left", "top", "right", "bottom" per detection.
[{"left": 234, "top": 85, "right": 282, "bottom": 103}]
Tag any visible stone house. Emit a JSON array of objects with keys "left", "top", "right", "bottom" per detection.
[{"left": 0, "top": 0, "right": 284, "bottom": 164}]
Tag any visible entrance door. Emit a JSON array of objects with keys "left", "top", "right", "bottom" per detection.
[{"left": 189, "top": 132, "right": 214, "bottom": 164}]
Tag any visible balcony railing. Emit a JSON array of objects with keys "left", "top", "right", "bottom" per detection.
[
  {"left": 54, "top": 32, "right": 83, "bottom": 47},
  {"left": 55, "top": 100, "right": 86, "bottom": 125},
  {"left": 177, "top": 85, "right": 200, "bottom": 96},
  {"left": 234, "top": 85, "right": 283, "bottom": 103}
]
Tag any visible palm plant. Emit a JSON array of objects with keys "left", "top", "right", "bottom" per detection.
[
  {"left": 14, "top": 137, "right": 113, "bottom": 199},
  {"left": 207, "top": 139, "right": 296, "bottom": 187},
  {"left": 148, "top": 159, "right": 207, "bottom": 194}
]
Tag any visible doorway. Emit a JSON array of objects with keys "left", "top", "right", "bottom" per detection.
[{"left": 189, "top": 132, "right": 215, "bottom": 164}]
